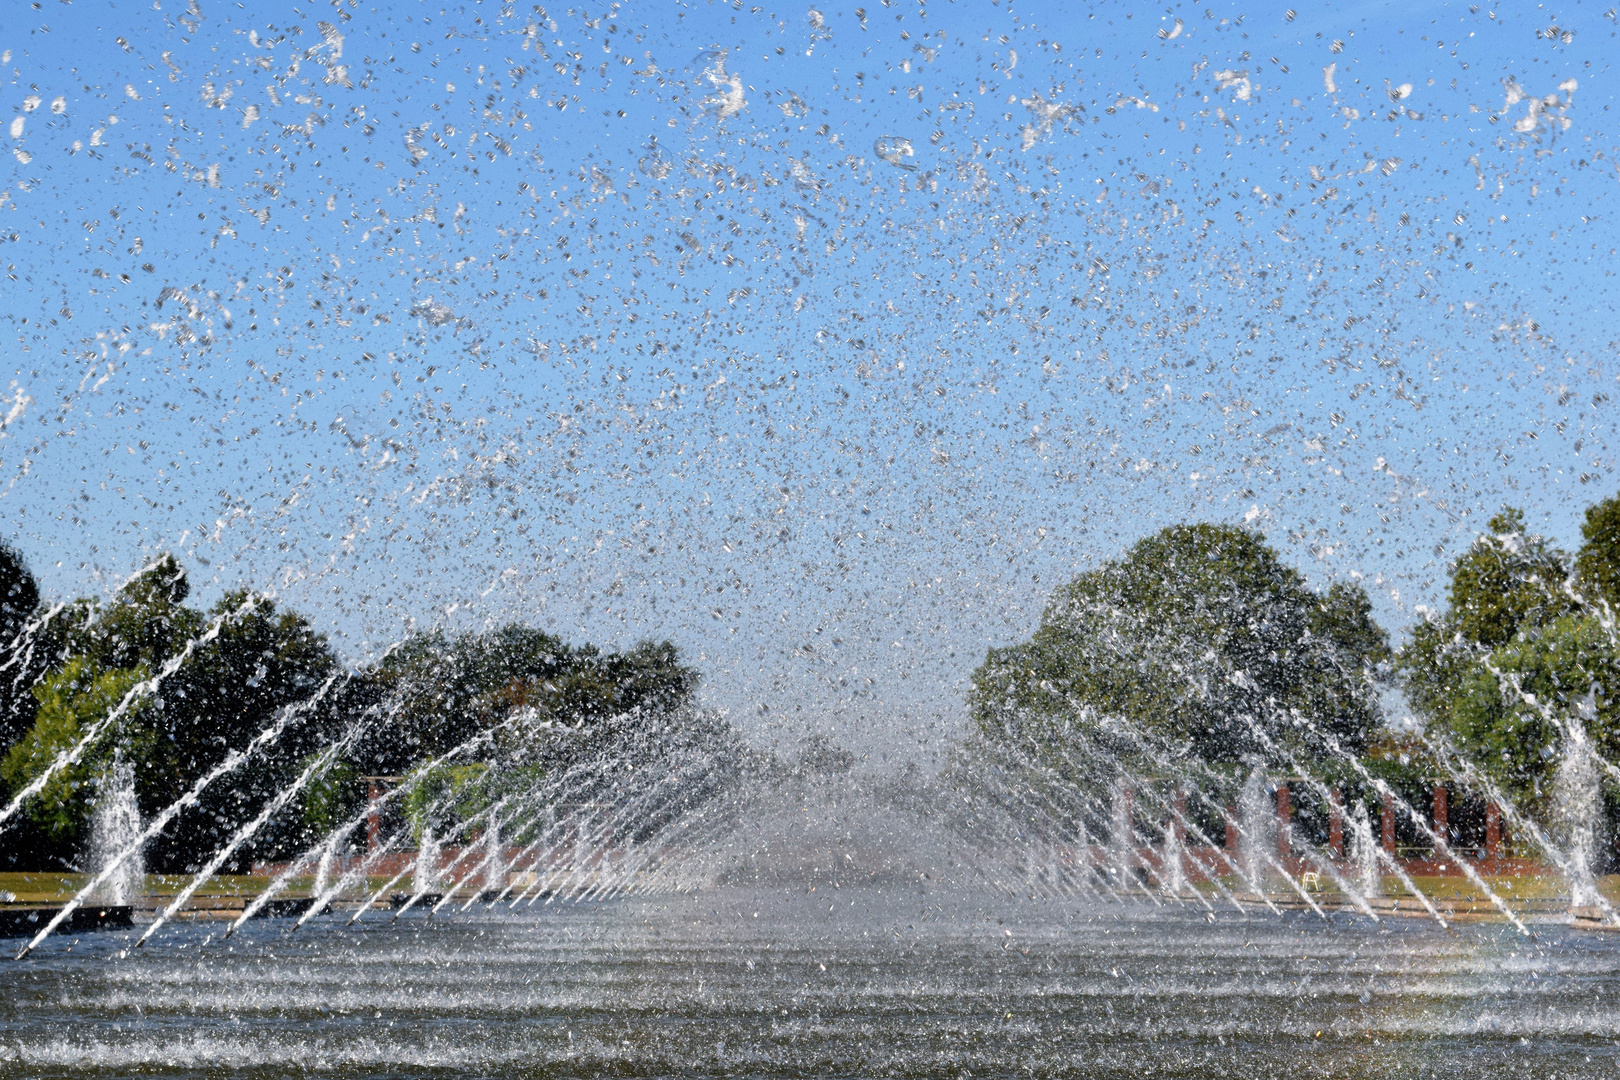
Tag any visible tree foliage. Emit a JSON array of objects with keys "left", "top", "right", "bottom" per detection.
[
  {"left": 0, "top": 658, "right": 149, "bottom": 843},
  {"left": 0, "top": 545, "right": 727, "bottom": 872},
  {"left": 349, "top": 626, "right": 701, "bottom": 776},
  {"left": 1577, "top": 492, "right": 1620, "bottom": 611},
  {"left": 971, "top": 523, "right": 1389, "bottom": 771},
  {"left": 0, "top": 557, "right": 340, "bottom": 869},
  {"left": 1401, "top": 501, "right": 1620, "bottom": 803},
  {"left": 0, "top": 540, "right": 43, "bottom": 754},
  {"left": 1445, "top": 508, "right": 1575, "bottom": 650}
]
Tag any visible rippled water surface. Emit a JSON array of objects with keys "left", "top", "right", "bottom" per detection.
[{"left": 5, "top": 891, "right": 1620, "bottom": 1078}]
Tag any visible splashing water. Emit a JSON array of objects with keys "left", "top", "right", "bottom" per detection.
[
  {"left": 87, "top": 756, "right": 143, "bottom": 907},
  {"left": 312, "top": 845, "right": 334, "bottom": 900},
  {"left": 1556, "top": 719, "right": 1603, "bottom": 909},
  {"left": 1110, "top": 778, "right": 1137, "bottom": 889},
  {"left": 482, "top": 819, "right": 504, "bottom": 893},
  {"left": 414, "top": 828, "right": 441, "bottom": 897},
  {"left": 1238, "top": 766, "right": 1276, "bottom": 886},
  {"left": 1158, "top": 793, "right": 1187, "bottom": 896},
  {"left": 1349, "top": 802, "right": 1382, "bottom": 900}
]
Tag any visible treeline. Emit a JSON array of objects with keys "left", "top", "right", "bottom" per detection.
[
  {"left": 965, "top": 492, "right": 1620, "bottom": 839},
  {"left": 0, "top": 552, "right": 716, "bottom": 873}
]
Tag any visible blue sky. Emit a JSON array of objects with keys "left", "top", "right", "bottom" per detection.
[{"left": 1, "top": 0, "right": 1615, "bottom": 760}]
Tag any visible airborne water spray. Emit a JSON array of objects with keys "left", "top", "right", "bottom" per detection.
[{"left": 88, "top": 754, "right": 142, "bottom": 908}]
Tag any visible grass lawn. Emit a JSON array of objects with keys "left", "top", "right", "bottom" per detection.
[
  {"left": 0, "top": 872, "right": 406, "bottom": 905},
  {"left": 1187, "top": 872, "right": 1620, "bottom": 906},
  {"left": 1385, "top": 873, "right": 1620, "bottom": 903}
]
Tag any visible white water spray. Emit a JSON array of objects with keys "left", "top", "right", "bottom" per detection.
[
  {"left": 414, "top": 827, "right": 441, "bottom": 896},
  {"left": 1555, "top": 712, "right": 1603, "bottom": 909},
  {"left": 1348, "top": 802, "right": 1381, "bottom": 899},
  {"left": 88, "top": 756, "right": 142, "bottom": 906},
  {"left": 1111, "top": 778, "right": 1136, "bottom": 887},
  {"left": 1238, "top": 766, "right": 1275, "bottom": 885},
  {"left": 1159, "top": 805, "right": 1187, "bottom": 896},
  {"left": 483, "top": 819, "right": 504, "bottom": 893},
  {"left": 313, "top": 845, "right": 334, "bottom": 898}
]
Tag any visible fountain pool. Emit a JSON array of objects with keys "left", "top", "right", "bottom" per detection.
[{"left": 3, "top": 886, "right": 1619, "bottom": 1078}]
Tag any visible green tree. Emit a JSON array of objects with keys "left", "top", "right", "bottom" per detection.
[
  {"left": 301, "top": 757, "right": 359, "bottom": 836},
  {"left": 0, "top": 540, "right": 43, "bottom": 754},
  {"left": 337, "top": 629, "right": 715, "bottom": 850},
  {"left": 1576, "top": 492, "right": 1620, "bottom": 611},
  {"left": 1449, "top": 508, "right": 1574, "bottom": 649},
  {"left": 1459, "top": 615, "right": 1619, "bottom": 801},
  {"left": 1399, "top": 503, "right": 1620, "bottom": 803},
  {"left": 0, "top": 658, "right": 149, "bottom": 843},
  {"left": 971, "top": 523, "right": 1389, "bottom": 771},
  {"left": 349, "top": 626, "right": 571, "bottom": 773},
  {"left": 70, "top": 554, "right": 205, "bottom": 672},
  {"left": 1, "top": 558, "right": 340, "bottom": 869},
  {"left": 0, "top": 555, "right": 196, "bottom": 863},
  {"left": 142, "top": 589, "right": 338, "bottom": 867},
  {"left": 1399, "top": 508, "right": 1572, "bottom": 720},
  {"left": 349, "top": 626, "right": 700, "bottom": 776}
]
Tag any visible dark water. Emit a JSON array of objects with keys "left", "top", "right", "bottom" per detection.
[{"left": 3, "top": 887, "right": 1618, "bottom": 1078}]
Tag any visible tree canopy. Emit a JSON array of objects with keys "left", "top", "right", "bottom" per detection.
[
  {"left": 971, "top": 523, "right": 1389, "bottom": 772},
  {"left": 0, "top": 560, "right": 340, "bottom": 868},
  {"left": 0, "top": 541, "right": 43, "bottom": 754},
  {"left": 0, "top": 540, "right": 40, "bottom": 637},
  {"left": 1399, "top": 500, "right": 1620, "bottom": 804},
  {"left": 1576, "top": 493, "right": 1620, "bottom": 611},
  {"left": 347, "top": 625, "right": 701, "bottom": 776}
]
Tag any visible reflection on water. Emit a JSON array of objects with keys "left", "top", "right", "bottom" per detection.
[{"left": 4, "top": 888, "right": 1619, "bottom": 1078}]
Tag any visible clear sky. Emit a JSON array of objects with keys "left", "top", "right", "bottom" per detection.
[{"left": 1, "top": 0, "right": 1615, "bottom": 761}]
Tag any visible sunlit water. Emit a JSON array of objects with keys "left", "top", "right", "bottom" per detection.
[{"left": 4, "top": 890, "right": 1620, "bottom": 1078}]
